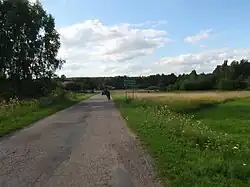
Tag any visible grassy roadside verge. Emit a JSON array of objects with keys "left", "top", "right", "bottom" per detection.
[
  {"left": 114, "top": 95, "right": 250, "bottom": 187},
  {"left": 0, "top": 92, "right": 94, "bottom": 137}
]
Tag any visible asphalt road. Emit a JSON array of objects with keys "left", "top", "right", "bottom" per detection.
[{"left": 0, "top": 94, "right": 162, "bottom": 187}]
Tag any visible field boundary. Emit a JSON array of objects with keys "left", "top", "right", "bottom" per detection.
[{"left": 113, "top": 98, "right": 166, "bottom": 185}]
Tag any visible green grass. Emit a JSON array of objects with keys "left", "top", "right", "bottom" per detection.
[
  {"left": 154, "top": 99, "right": 220, "bottom": 114},
  {"left": 0, "top": 92, "right": 94, "bottom": 137},
  {"left": 114, "top": 95, "right": 250, "bottom": 187}
]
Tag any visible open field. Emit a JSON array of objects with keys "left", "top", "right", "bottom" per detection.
[
  {"left": 113, "top": 91, "right": 250, "bottom": 187},
  {"left": 114, "top": 90, "right": 250, "bottom": 113},
  {"left": 0, "top": 92, "right": 94, "bottom": 137},
  {"left": 115, "top": 90, "right": 250, "bottom": 101}
]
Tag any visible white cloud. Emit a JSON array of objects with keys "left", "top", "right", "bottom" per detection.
[
  {"left": 55, "top": 20, "right": 250, "bottom": 77},
  {"left": 132, "top": 20, "right": 168, "bottom": 28},
  {"left": 29, "top": 0, "right": 37, "bottom": 3},
  {"left": 155, "top": 48, "right": 250, "bottom": 74},
  {"left": 58, "top": 46, "right": 250, "bottom": 77},
  {"left": 57, "top": 19, "right": 169, "bottom": 76},
  {"left": 184, "top": 29, "right": 213, "bottom": 44}
]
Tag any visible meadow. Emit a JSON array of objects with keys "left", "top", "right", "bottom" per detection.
[
  {"left": 0, "top": 90, "right": 94, "bottom": 137},
  {"left": 113, "top": 91, "right": 250, "bottom": 187}
]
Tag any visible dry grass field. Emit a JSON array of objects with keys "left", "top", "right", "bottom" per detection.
[{"left": 115, "top": 90, "right": 250, "bottom": 102}]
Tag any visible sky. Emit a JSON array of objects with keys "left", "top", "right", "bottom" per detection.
[{"left": 36, "top": 0, "right": 250, "bottom": 77}]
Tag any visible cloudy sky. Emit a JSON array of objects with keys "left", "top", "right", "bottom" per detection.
[{"left": 38, "top": 0, "right": 250, "bottom": 77}]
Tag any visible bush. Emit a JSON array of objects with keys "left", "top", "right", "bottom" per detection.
[
  {"left": 63, "top": 81, "right": 82, "bottom": 91},
  {"left": 147, "top": 86, "right": 159, "bottom": 90},
  {"left": 51, "top": 87, "right": 67, "bottom": 98},
  {"left": 167, "top": 83, "right": 179, "bottom": 91},
  {"left": 179, "top": 79, "right": 214, "bottom": 91},
  {"left": 0, "top": 78, "right": 58, "bottom": 100}
]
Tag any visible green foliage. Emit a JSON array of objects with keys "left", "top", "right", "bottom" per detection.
[
  {"left": 63, "top": 77, "right": 100, "bottom": 92},
  {"left": 180, "top": 76, "right": 215, "bottom": 91},
  {"left": 63, "top": 81, "right": 81, "bottom": 91},
  {"left": 114, "top": 97, "right": 250, "bottom": 186},
  {"left": 0, "top": 92, "right": 93, "bottom": 137},
  {"left": 148, "top": 85, "right": 159, "bottom": 90},
  {"left": 0, "top": 0, "right": 64, "bottom": 99},
  {"left": 60, "top": 74, "right": 66, "bottom": 81},
  {"left": 218, "top": 79, "right": 237, "bottom": 90}
]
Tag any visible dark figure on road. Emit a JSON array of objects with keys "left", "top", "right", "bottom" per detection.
[
  {"left": 102, "top": 87, "right": 111, "bottom": 100},
  {"left": 106, "top": 90, "right": 110, "bottom": 100}
]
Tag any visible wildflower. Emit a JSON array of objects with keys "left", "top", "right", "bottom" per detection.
[
  {"left": 196, "top": 120, "right": 201, "bottom": 124},
  {"left": 232, "top": 146, "right": 239, "bottom": 150},
  {"left": 243, "top": 163, "right": 246, "bottom": 166}
]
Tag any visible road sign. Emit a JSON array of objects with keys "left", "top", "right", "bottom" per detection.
[
  {"left": 124, "top": 79, "right": 136, "bottom": 88},
  {"left": 124, "top": 79, "right": 136, "bottom": 99}
]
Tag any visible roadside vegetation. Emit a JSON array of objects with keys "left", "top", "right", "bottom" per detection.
[
  {"left": 0, "top": 89, "right": 94, "bottom": 137},
  {"left": 114, "top": 91, "right": 250, "bottom": 187}
]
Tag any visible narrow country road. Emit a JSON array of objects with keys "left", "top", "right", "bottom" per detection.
[{"left": 0, "top": 94, "right": 161, "bottom": 187}]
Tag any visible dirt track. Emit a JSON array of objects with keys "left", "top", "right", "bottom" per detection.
[{"left": 0, "top": 94, "right": 161, "bottom": 187}]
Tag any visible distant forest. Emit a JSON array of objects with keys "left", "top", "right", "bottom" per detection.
[{"left": 63, "top": 59, "right": 250, "bottom": 91}]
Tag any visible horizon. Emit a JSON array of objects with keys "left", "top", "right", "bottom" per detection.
[
  {"left": 37, "top": 0, "right": 250, "bottom": 77},
  {"left": 62, "top": 58, "right": 249, "bottom": 78}
]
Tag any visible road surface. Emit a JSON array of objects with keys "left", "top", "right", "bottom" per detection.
[{"left": 0, "top": 94, "right": 162, "bottom": 187}]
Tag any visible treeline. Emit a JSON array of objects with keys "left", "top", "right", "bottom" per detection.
[
  {"left": 60, "top": 76, "right": 96, "bottom": 93},
  {"left": 64, "top": 59, "right": 250, "bottom": 91},
  {"left": 0, "top": 0, "right": 64, "bottom": 99}
]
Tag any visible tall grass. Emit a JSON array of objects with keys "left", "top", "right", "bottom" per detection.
[
  {"left": 114, "top": 91, "right": 250, "bottom": 113},
  {"left": 118, "top": 90, "right": 250, "bottom": 101}
]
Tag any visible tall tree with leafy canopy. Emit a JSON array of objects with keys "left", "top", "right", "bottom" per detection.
[{"left": 0, "top": 0, "right": 65, "bottom": 98}]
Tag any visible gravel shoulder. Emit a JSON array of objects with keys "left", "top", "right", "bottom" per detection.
[{"left": 0, "top": 94, "right": 162, "bottom": 187}]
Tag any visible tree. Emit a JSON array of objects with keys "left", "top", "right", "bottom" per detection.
[
  {"left": 0, "top": 0, "right": 65, "bottom": 98},
  {"left": 61, "top": 74, "right": 66, "bottom": 81}
]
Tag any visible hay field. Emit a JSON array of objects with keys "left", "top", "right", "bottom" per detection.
[{"left": 121, "top": 90, "right": 250, "bottom": 102}]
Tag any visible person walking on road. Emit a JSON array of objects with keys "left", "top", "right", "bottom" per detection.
[
  {"left": 103, "top": 87, "right": 111, "bottom": 100},
  {"left": 106, "top": 89, "right": 111, "bottom": 100}
]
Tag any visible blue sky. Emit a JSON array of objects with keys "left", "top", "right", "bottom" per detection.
[{"left": 39, "top": 0, "right": 250, "bottom": 77}]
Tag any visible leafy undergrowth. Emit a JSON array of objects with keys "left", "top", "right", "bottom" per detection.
[
  {"left": 114, "top": 96, "right": 250, "bottom": 187},
  {"left": 0, "top": 91, "right": 94, "bottom": 137}
]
